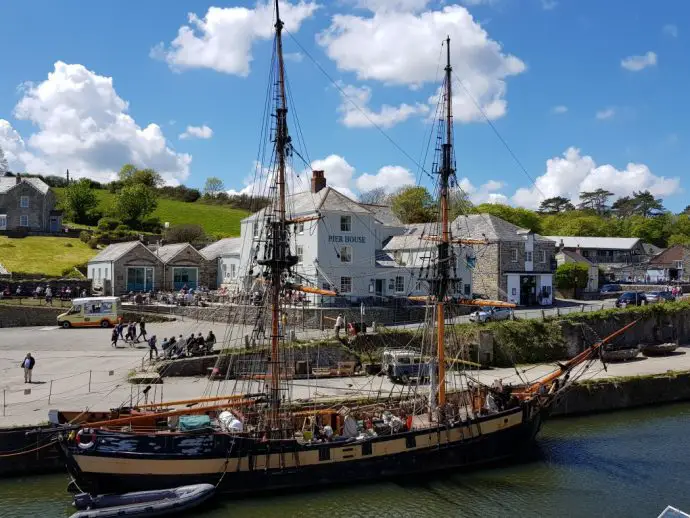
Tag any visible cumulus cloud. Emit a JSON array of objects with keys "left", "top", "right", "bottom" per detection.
[
  {"left": 621, "top": 51, "right": 657, "bottom": 72},
  {"left": 179, "top": 125, "right": 213, "bottom": 140},
  {"left": 152, "top": 1, "right": 318, "bottom": 76},
  {"left": 3, "top": 62, "right": 189, "bottom": 183},
  {"left": 662, "top": 24, "right": 678, "bottom": 38},
  {"left": 355, "top": 0, "right": 430, "bottom": 11},
  {"left": 458, "top": 177, "right": 508, "bottom": 204},
  {"left": 551, "top": 105, "right": 568, "bottom": 115},
  {"left": 310, "top": 154, "right": 359, "bottom": 199},
  {"left": 337, "top": 83, "right": 429, "bottom": 128},
  {"left": 511, "top": 147, "right": 680, "bottom": 209},
  {"left": 317, "top": 5, "right": 525, "bottom": 123},
  {"left": 355, "top": 165, "right": 415, "bottom": 193},
  {"left": 596, "top": 107, "right": 615, "bottom": 120}
]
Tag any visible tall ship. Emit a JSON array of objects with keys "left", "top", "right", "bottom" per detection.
[{"left": 57, "top": 0, "right": 637, "bottom": 496}]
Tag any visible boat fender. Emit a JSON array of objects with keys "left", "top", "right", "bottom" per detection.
[{"left": 76, "top": 428, "right": 97, "bottom": 450}]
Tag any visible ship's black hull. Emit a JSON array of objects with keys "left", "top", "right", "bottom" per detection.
[{"left": 62, "top": 406, "right": 544, "bottom": 496}]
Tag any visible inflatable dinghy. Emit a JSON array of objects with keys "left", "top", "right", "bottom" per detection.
[{"left": 70, "top": 483, "right": 215, "bottom": 517}]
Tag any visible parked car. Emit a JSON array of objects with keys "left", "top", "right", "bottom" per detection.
[
  {"left": 469, "top": 306, "right": 513, "bottom": 323},
  {"left": 615, "top": 291, "right": 647, "bottom": 308},
  {"left": 645, "top": 291, "right": 676, "bottom": 304},
  {"left": 600, "top": 284, "right": 622, "bottom": 296},
  {"left": 382, "top": 349, "right": 431, "bottom": 384}
]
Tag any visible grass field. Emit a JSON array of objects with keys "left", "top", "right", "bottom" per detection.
[
  {"left": 54, "top": 188, "right": 248, "bottom": 237},
  {"left": 0, "top": 236, "right": 98, "bottom": 276}
]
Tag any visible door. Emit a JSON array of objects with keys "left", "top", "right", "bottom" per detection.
[
  {"left": 520, "top": 275, "right": 537, "bottom": 306},
  {"left": 50, "top": 217, "right": 59, "bottom": 232},
  {"left": 375, "top": 279, "right": 384, "bottom": 298}
]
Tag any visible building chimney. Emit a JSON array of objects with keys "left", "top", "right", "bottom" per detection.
[
  {"left": 558, "top": 238, "right": 564, "bottom": 252},
  {"left": 15, "top": 173, "right": 21, "bottom": 185},
  {"left": 311, "top": 170, "right": 326, "bottom": 193}
]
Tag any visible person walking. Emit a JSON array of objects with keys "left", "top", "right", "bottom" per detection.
[
  {"left": 281, "top": 312, "right": 288, "bottom": 338},
  {"left": 116, "top": 320, "right": 125, "bottom": 341},
  {"left": 111, "top": 327, "right": 119, "bottom": 348},
  {"left": 334, "top": 314, "right": 344, "bottom": 338},
  {"left": 137, "top": 317, "right": 147, "bottom": 342},
  {"left": 21, "top": 353, "right": 35, "bottom": 383},
  {"left": 148, "top": 335, "right": 158, "bottom": 361},
  {"left": 45, "top": 286, "right": 53, "bottom": 306}
]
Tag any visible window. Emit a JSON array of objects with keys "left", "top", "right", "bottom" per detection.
[
  {"left": 389, "top": 278, "right": 395, "bottom": 290},
  {"left": 221, "top": 263, "right": 227, "bottom": 279},
  {"left": 361, "top": 441, "right": 372, "bottom": 456},
  {"left": 340, "top": 215, "right": 351, "bottom": 232},
  {"left": 540, "top": 250, "right": 547, "bottom": 263},
  {"left": 0, "top": 215, "right": 6, "bottom": 230},
  {"left": 340, "top": 276, "right": 352, "bottom": 293},
  {"left": 68, "top": 305, "right": 82, "bottom": 315},
  {"left": 464, "top": 284, "right": 471, "bottom": 295},
  {"left": 20, "top": 196, "right": 29, "bottom": 208},
  {"left": 511, "top": 248, "right": 518, "bottom": 262},
  {"left": 319, "top": 447, "right": 330, "bottom": 461},
  {"left": 340, "top": 245, "right": 352, "bottom": 263},
  {"left": 230, "top": 264, "right": 237, "bottom": 278},
  {"left": 675, "top": 260, "right": 683, "bottom": 269},
  {"left": 19, "top": 215, "right": 29, "bottom": 227},
  {"left": 104, "top": 269, "right": 108, "bottom": 279},
  {"left": 525, "top": 251, "right": 533, "bottom": 262},
  {"left": 253, "top": 223, "right": 259, "bottom": 238},
  {"left": 296, "top": 245, "right": 304, "bottom": 264},
  {"left": 97, "top": 268, "right": 101, "bottom": 280},
  {"left": 395, "top": 276, "right": 404, "bottom": 293},
  {"left": 394, "top": 250, "right": 406, "bottom": 266},
  {"left": 297, "top": 223, "right": 304, "bottom": 235}
]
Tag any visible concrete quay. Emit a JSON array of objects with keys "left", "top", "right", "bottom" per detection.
[{"left": 1, "top": 321, "right": 689, "bottom": 427}]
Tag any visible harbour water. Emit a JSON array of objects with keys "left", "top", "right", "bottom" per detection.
[{"left": 1, "top": 403, "right": 689, "bottom": 518}]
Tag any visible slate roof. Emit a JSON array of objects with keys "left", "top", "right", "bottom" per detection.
[
  {"left": 156, "top": 243, "right": 204, "bottom": 264},
  {"left": 649, "top": 245, "right": 689, "bottom": 266},
  {"left": 383, "top": 224, "right": 432, "bottom": 251},
  {"left": 200, "top": 237, "right": 244, "bottom": 260},
  {"left": 545, "top": 236, "right": 640, "bottom": 250},
  {"left": 453, "top": 214, "right": 554, "bottom": 243},
  {"left": 557, "top": 249, "right": 594, "bottom": 265},
  {"left": 243, "top": 187, "right": 372, "bottom": 222},
  {"left": 361, "top": 204, "right": 404, "bottom": 227},
  {"left": 88, "top": 241, "right": 143, "bottom": 263},
  {"left": 0, "top": 176, "right": 50, "bottom": 194}
]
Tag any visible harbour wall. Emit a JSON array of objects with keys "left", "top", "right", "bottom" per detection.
[{"left": 0, "top": 304, "right": 176, "bottom": 327}]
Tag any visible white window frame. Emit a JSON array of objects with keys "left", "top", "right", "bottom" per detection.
[
  {"left": 297, "top": 223, "right": 304, "bottom": 235},
  {"left": 340, "top": 276, "right": 352, "bottom": 293},
  {"left": 230, "top": 264, "right": 237, "bottom": 278},
  {"left": 540, "top": 250, "right": 547, "bottom": 263},
  {"left": 511, "top": 248, "right": 518, "bottom": 262},
  {"left": 675, "top": 260, "right": 683, "bottom": 270},
  {"left": 340, "top": 215, "right": 351, "bottom": 232},
  {"left": 525, "top": 251, "right": 533, "bottom": 262},
  {"left": 20, "top": 196, "right": 29, "bottom": 208},
  {"left": 340, "top": 245, "right": 352, "bottom": 263},
  {"left": 296, "top": 245, "right": 304, "bottom": 264},
  {"left": 0, "top": 215, "right": 6, "bottom": 230},
  {"left": 395, "top": 276, "right": 404, "bottom": 293},
  {"left": 19, "top": 215, "right": 29, "bottom": 227}
]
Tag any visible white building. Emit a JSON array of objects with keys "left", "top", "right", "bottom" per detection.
[
  {"left": 209, "top": 171, "right": 473, "bottom": 304},
  {"left": 200, "top": 237, "right": 243, "bottom": 289}
]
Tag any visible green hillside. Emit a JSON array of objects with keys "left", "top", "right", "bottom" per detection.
[
  {"left": 54, "top": 188, "right": 248, "bottom": 237},
  {"left": 0, "top": 236, "right": 97, "bottom": 276}
]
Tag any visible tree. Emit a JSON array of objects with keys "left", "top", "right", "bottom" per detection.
[
  {"left": 611, "top": 196, "right": 636, "bottom": 218},
  {"left": 631, "top": 190, "right": 664, "bottom": 218},
  {"left": 448, "top": 187, "right": 473, "bottom": 220},
  {"left": 538, "top": 196, "right": 574, "bottom": 214},
  {"left": 359, "top": 187, "right": 389, "bottom": 205},
  {"left": 554, "top": 263, "right": 589, "bottom": 291},
  {"left": 472, "top": 203, "right": 542, "bottom": 233},
  {"left": 204, "top": 177, "right": 225, "bottom": 197},
  {"left": 61, "top": 178, "right": 99, "bottom": 224},
  {"left": 390, "top": 186, "right": 436, "bottom": 223},
  {"left": 0, "top": 145, "right": 8, "bottom": 174},
  {"left": 114, "top": 184, "right": 158, "bottom": 228},
  {"left": 118, "top": 164, "right": 163, "bottom": 188},
  {"left": 578, "top": 188, "right": 613, "bottom": 214},
  {"left": 164, "top": 224, "right": 207, "bottom": 244}
]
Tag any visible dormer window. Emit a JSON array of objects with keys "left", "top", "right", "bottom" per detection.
[{"left": 511, "top": 248, "right": 518, "bottom": 262}]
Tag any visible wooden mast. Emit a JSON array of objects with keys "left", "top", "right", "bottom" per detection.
[
  {"left": 436, "top": 36, "right": 454, "bottom": 408},
  {"left": 270, "top": 0, "right": 288, "bottom": 427}
]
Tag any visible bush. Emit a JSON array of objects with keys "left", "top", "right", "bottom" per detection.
[
  {"left": 555, "top": 263, "right": 589, "bottom": 290},
  {"left": 97, "top": 217, "right": 121, "bottom": 232},
  {"left": 79, "top": 231, "right": 91, "bottom": 244},
  {"left": 87, "top": 237, "right": 99, "bottom": 249},
  {"left": 140, "top": 216, "right": 163, "bottom": 233},
  {"left": 164, "top": 223, "right": 207, "bottom": 244}
]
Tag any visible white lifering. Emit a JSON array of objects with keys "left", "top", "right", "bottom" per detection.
[{"left": 76, "top": 429, "right": 96, "bottom": 450}]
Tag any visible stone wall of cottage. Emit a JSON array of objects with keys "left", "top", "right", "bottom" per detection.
[
  {"left": 113, "top": 247, "right": 163, "bottom": 294},
  {"left": 162, "top": 246, "right": 217, "bottom": 290},
  {"left": 471, "top": 243, "right": 501, "bottom": 300},
  {"left": 0, "top": 182, "right": 55, "bottom": 231}
]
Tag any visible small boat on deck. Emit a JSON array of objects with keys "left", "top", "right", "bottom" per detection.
[
  {"left": 642, "top": 342, "right": 679, "bottom": 357},
  {"left": 69, "top": 484, "right": 215, "bottom": 518},
  {"left": 601, "top": 346, "right": 640, "bottom": 362}
]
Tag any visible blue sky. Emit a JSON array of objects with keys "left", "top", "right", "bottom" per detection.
[{"left": 0, "top": 0, "right": 688, "bottom": 210}]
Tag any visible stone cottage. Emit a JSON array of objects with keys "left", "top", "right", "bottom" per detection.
[{"left": 0, "top": 174, "right": 62, "bottom": 232}]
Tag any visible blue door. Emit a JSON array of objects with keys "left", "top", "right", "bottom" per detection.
[
  {"left": 127, "top": 267, "right": 154, "bottom": 292},
  {"left": 50, "top": 217, "right": 59, "bottom": 232}
]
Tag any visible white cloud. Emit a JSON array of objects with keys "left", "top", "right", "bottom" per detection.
[
  {"left": 284, "top": 52, "right": 304, "bottom": 62},
  {"left": 551, "top": 105, "right": 568, "bottom": 115},
  {"left": 338, "top": 83, "right": 429, "bottom": 128},
  {"left": 4, "top": 62, "right": 190, "bottom": 184},
  {"left": 662, "top": 24, "right": 678, "bottom": 38},
  {"left": 310, "top": 154, "right": 358, "bottom": 199},
  {"left": 621, "top": 51, "right": 657, "bottom": 72},
  {"left": 179, "top": 125, "right": 213, "bottom": 140},
  {"left": 458, "top": 177, "right": 508, "bottom": 204},
  {"left": 596, "top": 107, "right": 615, "bottom": 120},
  {"left": 152, "top": 1, "right": 318, "bottom": 76},
  {"left": 511, "top": 147, "right": 680, "bottom": 209},
  {"left": 355, "top": 165, "right": 415, "bottom": 193},
  {"left": 540, "top": 0, "right": 557, "bottom": 10},
  {"left": 317, "top": 5, "right": 525, "bottom": 123}
]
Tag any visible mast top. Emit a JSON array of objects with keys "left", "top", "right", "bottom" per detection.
[{"left": 275, "top": 0, "right": 283, "bottom": 29}]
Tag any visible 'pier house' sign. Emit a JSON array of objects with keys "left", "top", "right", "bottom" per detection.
[{"left": 328, "top": 235, "right": 366, "bottom": 244}]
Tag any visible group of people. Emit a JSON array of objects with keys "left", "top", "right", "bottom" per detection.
[
  {"left": 1, "top": 284, "right": 87, "bottom": 304},
  {"left": 110, "top": 317, "right": 148, "bottom": 347},
  {"left": 158, "top": 331, "right": 217, "bottom": 360}
]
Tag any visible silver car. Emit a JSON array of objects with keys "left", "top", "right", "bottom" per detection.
[{"left": 469, "top": 306, "right": 513, "bottom": 323}]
